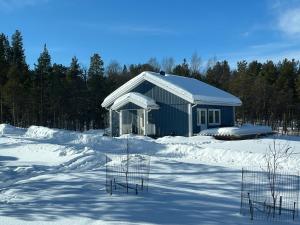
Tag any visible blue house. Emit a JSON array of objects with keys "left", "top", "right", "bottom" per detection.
[{"left": 101, "top": 71, "right": 242, "bottom": 137}]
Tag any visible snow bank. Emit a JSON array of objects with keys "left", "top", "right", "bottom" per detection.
[
  {"left": 200, "top": 124, "right": 273, "bottom": 137},
  {"left": 24, "top": 125, "right": 156, "bottom": 154},
  {"left": 0, "top": 124, "right": 26, "bottom": 136},
  {"left": 25, "top": 126, "right": 77, "bottom": 141}
]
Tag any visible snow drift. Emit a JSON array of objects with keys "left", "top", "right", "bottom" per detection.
[
  {"left": 0, "top": 124, "right": 26, "bottom": 136},
  {"left": 199, "top": 124, "right": 273, "bottom": 137}
]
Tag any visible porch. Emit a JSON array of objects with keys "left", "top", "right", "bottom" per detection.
[{"left": 109, "top": 92, "right": 159, "bottom": 136}]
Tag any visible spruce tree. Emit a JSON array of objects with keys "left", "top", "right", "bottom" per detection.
[
  {"left": 88, "top": 53, "right": 104, "bottom": 77},
  {"left": 87, "top": 54, "right": 106, "bottom": 128},
  {"left": 67, "top": 56, "right": 81, "bottom": 81},
  {"left": 35, "top": 44, "right": 52, "bottom": 125},
  {"left": 11, "top": 30, "right": 28, "bottom": 75},
  {"left": 0, "top": 33, "right": 10, "bottom": 123}
]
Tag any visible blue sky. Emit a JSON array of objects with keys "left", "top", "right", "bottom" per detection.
[{"left": 1, "top": 0, "right": 300, "bottom": 69}]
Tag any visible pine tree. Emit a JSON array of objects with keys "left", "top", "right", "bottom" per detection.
[
  {"left": 206, "top": 60, "right": 230, "bottom": 89},
  {"left": 87, "top": 54, "right": 106, "bottom": 128},
  {"left": 0, "top": 33, "right": 10, "bottom": 123},
  {"left": 88, "top": 53, "right": 104, "bottom": 77},
  {"left": 67, "top": 56, "right": 81, "bottom": 81},
  {"left": 173, "top": 58, "right": 190, "bottom": 76},
  {"left": 3, "top": 30, "right": 30, "bottom": 126},
  {"left": 35, "top": 44, "right": 52, "bottom": 125},
  {"left": 11, "top": 30, "right": 28, "bottom": 75}
]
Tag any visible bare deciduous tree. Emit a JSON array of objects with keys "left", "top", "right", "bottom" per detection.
[
  {"left": 161, "top": 57, "right": 174, "bottom": 73},
  {"left": 106, "top": 60, "right": 122, "bottom": 76},
  {"left": 190, "top": 52, "right": 202, "bottom": 74},
  {"left": 263, "top": 139, "right": 293, "bottom": 216},
  {"left": 147, "top": 57, "right": 160, "bottom": 72}
]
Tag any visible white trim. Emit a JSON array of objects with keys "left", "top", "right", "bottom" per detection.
[
  {"left": 144, "top": 109, "right": 148, "bottom": 136},
  {"left": 188, "top": 103, "right": 193, "bottom": 137},
  {"left": 197, "top": 108, "right": 207, "bottom": 126},
  {"left": 101, "top": 71, "right": 242, "bottom": 108},
  {"left": 111, "top": 92, "right": 159, "bottom": 110},
  {"left": 208, "top": 109, "right": 221, "bottom": 125},
  {"left": 109, "top": 108, "right": 112, "bottom": 136},
  {"left": 119, "top": 110, "right": 123, "bottom": 136}
]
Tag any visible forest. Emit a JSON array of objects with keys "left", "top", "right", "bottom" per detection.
[{"left": 0, "top": 30, "right": 300, "bottom": 132}]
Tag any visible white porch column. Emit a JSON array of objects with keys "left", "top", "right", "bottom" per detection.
[
  {"left": 188, "top": 103, "right": 193, "bottom": 137},
  {"left": 109, "top": 108, "right": 112, "bottom": 136},
  {"left": 119, "top": 110, "right": 123, "bottom": 136},
  {"left": 144, "top": 109, "right": 148, "bottom": 136}
]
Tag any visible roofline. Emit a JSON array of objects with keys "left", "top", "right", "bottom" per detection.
[
  {"left": 101, "top": 71, "right": 242, "bottom": 108},
  {"left": 101, "top": 71, "right": 194, "bottom": 107},
  {"left": 194, "top": 100, "right": 242, "bottom": 107}
]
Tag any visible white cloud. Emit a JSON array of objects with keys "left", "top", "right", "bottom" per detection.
[
  {"left": 278, "top": 8, "right": 300, "bottom": 36},
  {"left": 0, "top": 0, "right": 49, "bottom": 12}
]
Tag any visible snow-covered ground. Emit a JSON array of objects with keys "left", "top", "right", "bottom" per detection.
[{"left": 0, "top": 124, "right": 299, "bottom": 225}]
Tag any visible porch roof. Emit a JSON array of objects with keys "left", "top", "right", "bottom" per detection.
[{"left": 111, "top": 92, "right": 159, "bottom": 111}]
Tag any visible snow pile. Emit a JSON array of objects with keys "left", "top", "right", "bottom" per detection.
[
  {"left": 0, "top": 124, "right": 26, "bottom": 136},
  {"left": 56, "top": 149, "right": 107, "bottom": 172},
  {"left": 25, "top": 125, "right": 77, "bottom": 141},
  {"left": 200, "top": 124, "right": 273, "bottom": 137}
]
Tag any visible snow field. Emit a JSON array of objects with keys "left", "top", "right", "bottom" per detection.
[{"left": 0, "top": 124, "right": 300, "bottom": 224}]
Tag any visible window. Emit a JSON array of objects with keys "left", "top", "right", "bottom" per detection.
[
  {"left": 208, "top": 110, "right": 214, "bottom": 124},
  {"left": 208, "top": 109, "right": 221, "bottom": 125},
  {"left": 197, "top": 109, "right": 207, "bottom": 126}
]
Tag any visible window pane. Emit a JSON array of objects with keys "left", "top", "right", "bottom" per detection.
[
  {"left": 209, "top": 111, "right": 214, "bottom": 123},
  {"left": 215, "top": 110, "right": 220, "bottom": 124},
  {"left": 201, "top": 111, "right": 206, "bottom": 124}
]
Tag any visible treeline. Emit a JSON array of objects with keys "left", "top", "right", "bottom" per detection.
[{"left": 0, "top": 30, "right": 300, "bottom": 131}]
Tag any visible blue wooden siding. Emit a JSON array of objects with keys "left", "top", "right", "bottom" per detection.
[
  {"left": 192, "top": 105, "right": 234, "bottom": 133},
  {"left": 111, "top": 110, "right": 119, "bottom": 136},
  {"left": 131, "top": 80, "right": 189, "bottom": 136},
  {"left": 110, "top": 80, "right": 235, "bottom": 137}
]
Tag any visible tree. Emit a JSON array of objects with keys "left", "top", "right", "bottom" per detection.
[
  {"left": 206, "top": 60, "right": 230, "bottom": 89},
  {"left": 11, "top": 30, "right": 28, "bottom": 75},
  {"left": 161, "top": 57, "right": 174, "bottom": 73},
  {"left": 0, "top": 33, "right": 10, "bottom": 123},
  {"left": 190, "top": 52, "right": 202, "bottom": 76},
  {"left": 147, "top": 57, "right": 160, "bottom": 72},
  {"left": 67, "top": 56, "right": 81, "bottom": 81},
  {"left": 35, "top": 44, "right": 52, "bottom": 125},
  {"left": 88, "top": 53, "right": 104, "bottom": 77},
  {"left": 106, "top": 60, "right": 122, "bottom": 77},
  {"left": 173, "top": 58, "right": 190, "bottom": 76},
  {"left": 263, "top": 140, "right": 293, "bottom": 217},
  {"left": 87, "top": 54, "right": 106, "bottom": 129},
  {"left": 3, "top": 30, "right": 30, "bottom": 126},
  {"left": 3, "top": 65, "right": 23, "bottom": 125}
]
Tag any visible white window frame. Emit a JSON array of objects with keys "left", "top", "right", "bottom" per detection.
[
  {"left": 208, "top": 109, "right": 221, "bottom": 125},
  {"left": 197, "top": 108, "right": 207, "bottom": 126}
]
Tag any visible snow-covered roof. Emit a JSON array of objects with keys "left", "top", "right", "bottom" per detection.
[
  {"left": 111, "top": 92, "right": 159, "bottom": 110},
  {"left": 101, "top": 71, "right": 242, "bottom": 108}
]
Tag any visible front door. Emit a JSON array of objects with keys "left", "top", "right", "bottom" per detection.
[{"left": 198, "top": 108, "right": 207, "bottom": 130}]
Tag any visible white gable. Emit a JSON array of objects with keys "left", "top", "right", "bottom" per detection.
[
  {"left": 101, "top": 71, "right": 242, "bottom": 108},
  {"left": 111, "top": 92, "right": 159, "bottom": 110}
]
